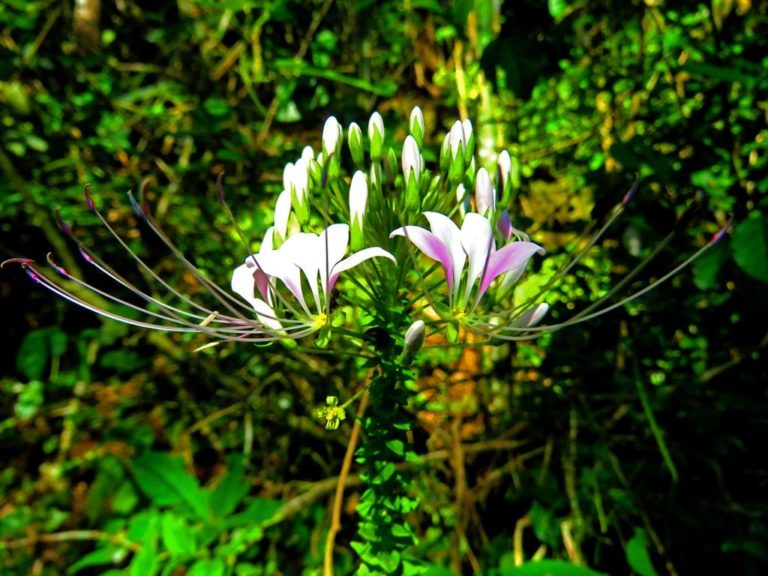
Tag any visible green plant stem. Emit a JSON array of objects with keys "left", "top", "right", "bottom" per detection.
[{"left": 352, "top": 343, "right": 420, "bottom": 575}]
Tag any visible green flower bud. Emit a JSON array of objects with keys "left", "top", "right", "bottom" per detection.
[
  {"left": 347, "top": 122, "right": 364, "bottom": 167},
  {"left": 368, "top": 111, "right": 385, "bottom": 161},
  {"left": 409, "top": 106, "right": 425, "bottom": 148}
]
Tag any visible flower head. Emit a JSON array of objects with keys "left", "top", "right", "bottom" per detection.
[
  {"left": 391, "top": 211, "right": 545, "bottom": 316},
  {"left": 233, "top": 223, "right": 395, "bottom": 333}
]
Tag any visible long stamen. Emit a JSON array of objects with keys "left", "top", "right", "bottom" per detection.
[
  {"left": 471, "top": 224, "right": 727, "bottom": 339},
  {"left": 120, "top": 188, "right": 253, "bottom": 318}
]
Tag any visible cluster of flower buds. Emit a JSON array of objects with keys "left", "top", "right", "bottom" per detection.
[{"left": 3, "top": 107, "right": 728, "bottom": 349}]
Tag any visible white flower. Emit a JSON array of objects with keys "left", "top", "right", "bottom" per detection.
[{"left": 233, "top": 224, "right": 396, "bottom": 331}]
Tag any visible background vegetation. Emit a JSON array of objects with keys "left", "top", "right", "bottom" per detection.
[{"left": 1, "top": 0, "right": 766, "bottom": 574}]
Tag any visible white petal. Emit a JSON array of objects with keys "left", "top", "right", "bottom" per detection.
[
  {"left": 460, "top": 213, "right": 493, "bottom": 302},
  {"left": 448, "top": 120, "right": 464, "bottom": 159},
  {"left": 253, "top": 244, "right": 309, "bottom": 313},
  {"left": 461, "top": 119, "right": 473, "bottom": 141},
  {"left": 511, "top": 303, "right": 549, "bottom": 328},
  {"left": 497, "top": 149, "right": 512, "bottom": 189},
  {"left": 282, "top": 162, "right": 295, "bottom": 195},
  {"left": 349, "top": 171, "right": 368, "bottom": 223},
  {"left": 274, "top": 190, "right": 291, "bottom": 238},
  {"left": 402, "top": 135, "right": 422, "bottom": 183},
  {"left": 231, "top": 260, "right": 257, "bottom": 304},
  {"left": 261, "top": 227, "right": 275, "bottom": 252},
  {"left": 322, "top": 116, "right": 342, "bottom": 155},
  {"left": 252, "top": 297, "right": 284, "bottom": 331},
  {"left": 409, "top": 106, "right": 424, "bottom": 134},
  {"left": 329, "top": 247, "right": 396, "bottom": 294},
  {"left": 301, "top": 145, "right": 315, "bottom": 164},
  {"left": 474, "top": 167, "right": 495, "bottom": 216},
  {"left": 368, "top": 111, "right": 385, "bottom": 142}
]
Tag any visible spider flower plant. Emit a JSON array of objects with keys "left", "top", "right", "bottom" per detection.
[{"left": 3, "top": 108, "right": 727, "bottom": 349}]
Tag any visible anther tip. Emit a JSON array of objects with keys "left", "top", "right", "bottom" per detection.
[
  {"left": 83, "top": 184, "right": 95, "bottom": 209},
  {"left": 54, "top": 208, "right": 73, "bottom": 235},
  {"left": 621, "top": 178, "right": 640, "bottom": 207},
  {"left": 46, "top": 253, "right": 70, "bottom": 277},
  {"left": 77, "top": 243, "right": 95, "bottom": 264},
  {"left": 127, "top": 189, "right": 148, "bottom": 218},
  {"left": 710, "top": 216, "right": 733, "bottom": 245},
  {"left": 2, "top": 257, "right": 35, "bottom": 268},
  {"left": 140, "top": 178, "right": 152, "bottom": 196}
]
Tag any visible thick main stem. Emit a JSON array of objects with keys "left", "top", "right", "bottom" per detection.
[{"left": 353, "top": 344, "right": 419, "bottom": 575}]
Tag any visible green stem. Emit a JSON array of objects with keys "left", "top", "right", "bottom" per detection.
[{"left": 352, "top": 340, "right": 421, "bottom": 575}]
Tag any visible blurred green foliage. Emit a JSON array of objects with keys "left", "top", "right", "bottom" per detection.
[{"left": 1, "top": 0, "right": 766, "bottom": 575}]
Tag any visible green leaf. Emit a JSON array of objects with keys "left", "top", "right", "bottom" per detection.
[
  {"left": 129, "top": 541, "right": 158, "bottom": 576},
  {"left": 530, "top": 502, "right": 559, "bottom": 547},
  {"left": 385, "top": 439, "right": 405, "bottom": 457},
  {"left": 496, "top": 560, "right": 608, "bottom": 576},
  {"left": 161, "top": 512, "right": 197, "bottom": 558},
  {"left": 548, "top": 0, "right": 568, "bottom": 21},
  {"left": 188, "top": 559, "right": 225, "bottom": 576},
  {"left": 131, "top": 452, "right": 210, "bottom": 520},
  {"left": 225, "top": 497, "right": 282, "bottom": 529},
  {"left": 16, "top": 327, "right": 68, "bottom": 381},
  {"left": 67, "top": 546, "right": 124, "bottom": 574},
  {"left": 86, "top": 455, "right": 125, "bottom": 524},
  {"left": 626, "top": 529, "right": 658, "bottom": 576},
  {"left": 210, "top": 456, "right": 250, "bottom": 519},
  {"left": 693, "top": 239, "right": 729, "bottom": 290},
  {"left": 732, "top": 215, "right": 768, "bottom": 283}
]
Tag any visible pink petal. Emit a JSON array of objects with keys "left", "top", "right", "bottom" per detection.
[
  {"left": 423, "top": 212, "right": 465, "bottom": 300},
  {"left": 390, "top": 225, "right": 455, "bottom": 292},
  {"left": 478, "top": 241, "right": 544, "bottom": 299}
]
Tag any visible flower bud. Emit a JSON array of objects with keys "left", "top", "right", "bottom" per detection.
[
  {"left": 497, "top": 209, "right": 513, "bottom": 242},
  {"left": 474, "top": 167, "right": 495, "bottom": 217},
  {"left": 497, "top": 150, "right": 511, "bottom": 190},
  {"left": 349, "top": 171, "right": 368, "bottom": 251},
  {"left": 440, "top": 132, "right": 451, "bottom": 173},
  {"left": 402, "top": 135, "right": 423, "bottom": 185},
  {"left": 284, "top": 158, "right": 310, "bottom": 225},
  {"left": 497, "top": 149, "right": 514, "bottom": 205},
  {"left": 409, "top": 106, "right": 425, "bottom": 148},
  {"left": 402, "top": 319, "right": 425, "bottom": 359},
  {"left": 456, "top": 183, "right": 470, "bottom": 217},
  {"left": 322, "top": 116, "right": 343, "bottom": 157},
  {"left": 274, "top": 189, "right": 291, "bottom": 242},
  {"left": 402, "top": 136, "right": 423, "bottom": 212},
  {"left": 448, "top": 120, "right": 464, "bottom": 160},
  {"left": 461, "top": 118, "right": 475, "bottom": 163},
  {"left": 368, "top": 111, "right": 385, "bottom": 161},
  {"left": 347, "top": 121, "right": 364, "bottom": 167}
]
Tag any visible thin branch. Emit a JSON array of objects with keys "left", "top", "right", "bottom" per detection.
[{"left": 323, "top": 390, "right": 368, "bottom": 576}]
